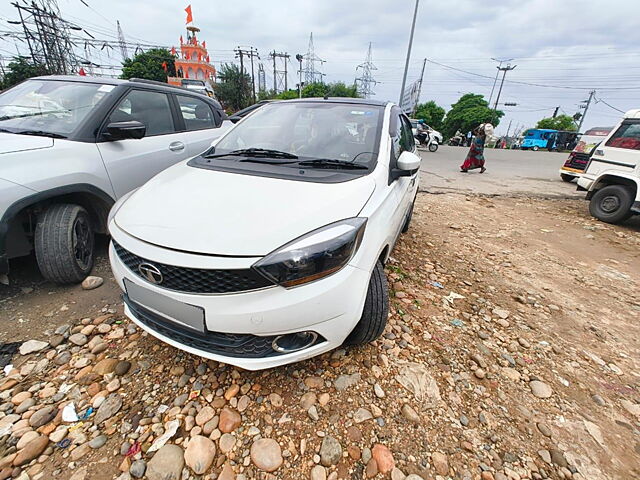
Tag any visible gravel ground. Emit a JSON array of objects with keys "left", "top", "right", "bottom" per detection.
[{"left": 0, "top": 192, "right": 639, "bottom": 480}]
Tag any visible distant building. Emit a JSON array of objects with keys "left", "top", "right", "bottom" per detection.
[{"left": 168, "top": 24, "right": 216, "bottom": 87}]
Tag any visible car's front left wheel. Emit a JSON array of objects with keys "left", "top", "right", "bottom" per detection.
[
  {"left": 35, "top": 203, "right": 95, "bottom": 283},
  {"left": 344, "top": 261, "right": 389, "bottom": 346}
]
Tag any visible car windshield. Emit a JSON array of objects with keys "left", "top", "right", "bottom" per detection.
[
  {"left": 214, "top": 101, "right": 383, "bottom": 165},
  {"left": 0, "top": 79, "right": 114, "bottom": 137}
]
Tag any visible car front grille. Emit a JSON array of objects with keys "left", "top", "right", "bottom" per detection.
[
  {"left": 124, "top": 296, "right": 325, "bottom": 358},
  {"left": 113, "top": 241, "right": 274, "bottom": 294}
]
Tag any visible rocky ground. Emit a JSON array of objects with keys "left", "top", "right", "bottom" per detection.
[{"left": 0, "top": 193, "right": 639, "bottom": 480}]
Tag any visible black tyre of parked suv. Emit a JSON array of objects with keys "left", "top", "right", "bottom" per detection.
[
  {"left": 589, "top": 184, "right": 634, "bottom": 224},
  {"left": 344, "top": 261, "right": 389, "bottom": 346},
  {"left": 35, "top": 204, "right": 95, "bottom": 283}
]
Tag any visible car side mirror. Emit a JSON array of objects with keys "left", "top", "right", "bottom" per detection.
[
  {"left": 390, "top": 150, "right": 421, "bottom": 182},
  {"left": 105, "top": 121, "right": 146, "bottom": 141}
]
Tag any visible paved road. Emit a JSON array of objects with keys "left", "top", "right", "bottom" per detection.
[{"left": 419, "top": 145, "right": 582, "bottom": 197}]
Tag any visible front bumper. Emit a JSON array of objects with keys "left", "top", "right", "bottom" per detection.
[
  {"left": 577, "top": 174, "right": 595, "bottom": 191},
  {"left": 108, "top": 238, "right": 371, "bottom": 370}
]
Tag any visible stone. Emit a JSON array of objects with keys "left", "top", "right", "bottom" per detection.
[
  {"left": 19, "top": 340, "right": 48, "bottom": 355},
  {"left": 81, "top": 276, "right": 103, "bottom": 290},
  {"left": 219, "top": 433, "right": 236, "bottom": 453},
  {"left": 68, "top": 466, "right": 87, "bottom": 480},
  {"left": 334, "top": 373, "right": 360, "bottom": 391},
  {"left": 115, "top": 361, "right": 132, "bottom": 376},
  {"left": 401, "top": 404, "right": 420, "bottom": 423},
  {"left": 29, "top": 405, "right": 57, "bottom": 428},
  {"left": 501, "top": 367, "right": 521, "bottom": 382},
  {"left": 69, "top": 333, "right": 88, "bottom": 346},
  {"left": 196, "top": 406, "right": 215, "bottom": 426},
  {"left": 219, "top": 463, "right": 235, "bottom": 480},
  {"left": 537, "top": 422, "right": 552, "bottom": 437},
  {"left": 319, "top": 436, "right": 342, "bottom": 467},
  {"left": 304, "top": 376, "right": 324, "bottom": 389},
  {"left": 146, "top": 444, "right": 184, "bottom": 480},
  {"left": 550, "top": 448, "right": 568, "bottom": 468},
  {"left": 89, "top": 434, "right": 108, "bottom": 449},
  {"left": 310, "top": 465, "right": 327, "bottom": 480},
  {"left": 354, "top": 408, "right": 373, "bottom": 423},
  {"left": 530, "top": 380, "right": 553, "bottom": 399},
  {"left": 300, "top": 392, "right": 317, "bottom": 410},
  {"left": 374, "top": 383, "right": 385, "bottom": 398},
  {"left": 12, "top": 435, "right": 48, "bottom": 466},
  {"left": 365, "top": 458, "right": 378, "bottom": 478},
  {"left": 219, "top": 407, "right": 241, "bottom": 433},
  {"left": 250, "top": 438, "right": 283, "bottom": 472},
  {"left": 93, "top": 358, "right": 119, "bottom": 375},
  {"left": 405, "top": 475, "right": 424, "bottom": 480},
  {"left": 94, "top": 393, "right": 123, "bottom": 424},
  {"left": 129, "top": 460, "right": 146, "bottom": 478},
  {"left": 184, "top": 435, "right": 216, "bottom": 475},
  {"left": 431, "top": 452, "right": 449, "bottom": 476},
  {"left": 224, "top": 384, "right": 240, "bottom": 400},
  {"left": 16, "top": 431, "right": 39, "bottom": 450},
  {"left": 372, "top": 444, "right": 395, "bottom": 474}
]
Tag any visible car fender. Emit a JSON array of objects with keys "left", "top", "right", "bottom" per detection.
[{"left": 588, "top": 171, "right": 639, "bottom": 201}]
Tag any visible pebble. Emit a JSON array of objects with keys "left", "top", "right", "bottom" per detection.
[
  {"left": 129, "top": 460, "right": 146, "bottom": 478},
  {"left": 219, "top": 407, "right": 241, "bottom": 433},
  {"left": 219, "top": 433, "right": 236, "bottom": 453},
  {"left": 81, "top": 276, "right": 104, "bottom": 290},
  {"left": 431, "top": 452, "right": 449, "bottom": 476},
  {"left": 354, "top": 407, "right": 373, "bottom": 423},
  {"left": 12, "top": 435, "right": 48, "bottom": 466},
  {"left": 310, "top": 465, "right": 327, "bottom": 480},
  {"left": 372, "top": 444, "right": 395, "bottom": 474},
  {"left": 319, "top": 436, "right": 342, "bottom": 466},
  {"left": 250, "top": 438, "right": 283, "bottom": 472},
  {"left": 529, "top": 380, "right": 553, "bottom": 399},
  {"left": 537, "top": 422, "right": 552, "bottom": 437},
  {"left": 19, "top": 340, "right": 49, "bottom": 355},
  {"left": 184, "top": 435, "right": 216, "bottom": 475},
  {"left": 146, "top": 444, "right": 184, "bottom": 480},
  {"left": 401, "top": 404, "right": 421, "bottom": 423},
  {"left": 93, "top": 393, "right": 123, "bottom": 424},
  {"left": 374, "top": 383, "right": 385, "bottom": 398},
  {"left": 333, "top": 373, "right": 360, "bottom": 391},
  {"left": 69, "top": 333, "right": 88, "bottom": 346}
]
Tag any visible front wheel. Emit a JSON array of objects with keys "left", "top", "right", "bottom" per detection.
[
  {"left": 35, "top": 204, "right": 95, "bottom": 283},
  {"left": 344, "top": 261, "right": 389, "bottom": 346},
  {"left": 428, "top": 142, "right": 438, "bottom": 152},
  {"left": 589, "top": 185, "right": 633, "bottom": 224},
  {"left": 560, "top": 173, "right": 575, "bottom": 183},
  {"left": 532, "top": 146, "right": 539, "bottom": 151}
]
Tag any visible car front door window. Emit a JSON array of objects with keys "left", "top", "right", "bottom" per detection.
[{"left": 107, "top": 89, "right": 174, "bottom": 137}]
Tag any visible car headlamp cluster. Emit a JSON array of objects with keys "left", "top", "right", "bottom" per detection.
[{"left": 252, "top": 217, "right": 367, "bottom": 288}]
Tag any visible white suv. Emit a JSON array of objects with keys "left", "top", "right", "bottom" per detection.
[
  {"left": 578, "top": 109, "right": 640, "bottom": 224},
  {"left": 0, "top": 75, "right": 231, "bottom": 283},
  {"left": 108, "top": 98, "right": 421, "bottom": 369}
]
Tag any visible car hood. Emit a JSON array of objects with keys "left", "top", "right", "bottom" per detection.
[
  {"left": 0, "top": 133, "right": 54, "bottom": 154},
  {"left": 114, "top": 163, "right": 376, "bottom": 256}
]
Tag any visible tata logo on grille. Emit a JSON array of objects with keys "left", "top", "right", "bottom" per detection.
[{"left": 138, "top": 263, "right": 163, "bottom": 284}]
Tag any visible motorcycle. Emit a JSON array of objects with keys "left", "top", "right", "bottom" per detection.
[
  {"left": 415, "top": 131, "right": 439, "bottom": 152},
  {"left": 448, "top": 134, "right": 465, "bottom": 146}
]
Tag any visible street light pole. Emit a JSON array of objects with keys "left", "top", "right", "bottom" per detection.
[
  {"left": 577, "top": 90, "right": 595, "bottom": 133},
  {"left": 399, "top": 0, "right": 420, "bottom": 107},
  {"left": 492, "top": 64, "right": 516, "bottom": 123},
  {"left": 488, "top": 57, "right": 513, "bottom": 105}
]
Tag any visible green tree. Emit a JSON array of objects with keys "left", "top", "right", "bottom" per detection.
[
  {"left": 327, "top": 82, "right": 359, "bottom": 98},
  {"left": 414, "top": 100, "right": 445, "bottom": 131},
  {"left": 0, "top": 56, "right": 49, "bottom": 89},
  {"left": 536, "top": 114, "right": 577, "bottom": 131},
  {"left": 120, "top": 48, "right": 175, "bottom": 83},
  {"left": 214, "top": 63, "right": 252, "bottom": 111},
  {"left": 276, "top": 89, "right": 300, "bottom": 100},
  {"left": 442, "top": 93, "right": 503, "bottom": 138}
]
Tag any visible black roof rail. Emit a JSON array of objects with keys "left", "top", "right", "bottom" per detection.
[{"left": 129, "top": 78, "right": 184, "bottom": 91}]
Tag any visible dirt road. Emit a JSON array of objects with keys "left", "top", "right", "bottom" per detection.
[{"left": 0, "top": 192, "right": 639, "bottom": 480}]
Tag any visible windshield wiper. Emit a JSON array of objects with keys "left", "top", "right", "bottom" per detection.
[
  {"left": 12, "top": 130, "right": 67, "bottom": 139},
  {"left": 203, "top": 148, "right": 298, "bottom": 159},
  {"left": 298, "top": 159, "right": 368, "bottom": 170}
]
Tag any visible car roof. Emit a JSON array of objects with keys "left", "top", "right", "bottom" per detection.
[
  {"left": 280, "top": 97, "right": 391, "bottom": 108},
  {"left": 30, "top": 75, "right": 223, "bottom": 109},
  {"left": 623, "top": 109, "right": 640, "bottom": 119}
]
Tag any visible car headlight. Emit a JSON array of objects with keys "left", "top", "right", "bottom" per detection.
[
  {"left": 252, "top": 217, "right": 367, "bottom": 288},
  {"left": 107, "top": 189, "right": 138, "bottom": 226}
]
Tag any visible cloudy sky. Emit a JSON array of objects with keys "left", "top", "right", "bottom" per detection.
[{"left": 1, "top": 0, "right": 639, "bottom": 134}]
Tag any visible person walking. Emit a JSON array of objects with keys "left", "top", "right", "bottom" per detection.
[{"left": 460, "top": 123, "right": 493, "bottom": 173}]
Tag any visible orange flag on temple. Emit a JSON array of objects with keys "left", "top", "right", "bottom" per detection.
[
  {"left": 202, "top": 40, "right": 206, "bottom": 49},
  {"left": 185, "top": 5, "right": 193, "bottom": 24},
  {"left": 171, "top": 46, "right": 176, "bottom": 56}
]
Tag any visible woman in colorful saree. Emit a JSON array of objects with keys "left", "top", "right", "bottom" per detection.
[{"left": 460, "top": 123, "right": 492, "bottom": 173}]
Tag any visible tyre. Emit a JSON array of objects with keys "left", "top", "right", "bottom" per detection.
[
  {"left": 35, "top": 204, "right": 95, "bottom": 284},
  {"left": 401, "top": 200, "right": 415, "bottom": 233},
  {"left": 344, "top": 261, "right": 389, "bottom": 346},
  {"left": 428, "top": 142, "right": 438, "bottom": 152},
  {"left": 532, "top": 146, "right": 539, "bottom": 151},
  {"left": 560, "top": 174, "right": 575, "bottom": 183},
  {"left": 589, "top": 185, "right": 634, "bottom": 224}
]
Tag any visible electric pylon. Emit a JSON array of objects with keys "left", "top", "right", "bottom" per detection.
[
  {"left": 355, "top": 42, "right": 377, "bottom": 98},
  {"left": 302, "top": 32, "right": 325, "bottom": 85}
]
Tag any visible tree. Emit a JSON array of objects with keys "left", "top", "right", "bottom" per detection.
[
  {"left": 414, "top": 101, "right": 445, "bottom": 131},
  {"left": 442, "top": 93, "right": 503, "bottom": 138},
  {"left": 120, "top": 48, "right": 175, "bottom": 83},
  {"left": 0, "top": 56, "right": 49, "bottom": 89},
  {"left": 536, "top": 115, "right": 577, "bottom": 131},
  {"left": 327, "top": 82, "right": 359, "bottom": 98},
  {"left": 214, "top": 63, "right": 252, "bottom": 111}
]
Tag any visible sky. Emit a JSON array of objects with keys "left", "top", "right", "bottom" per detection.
[{"left": 1, "top": 0, "right": 639, "bottom": 135}]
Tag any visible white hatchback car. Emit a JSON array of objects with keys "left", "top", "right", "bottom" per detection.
[{"left": 108, "top": 98, "right": 421, "bottom": 370}]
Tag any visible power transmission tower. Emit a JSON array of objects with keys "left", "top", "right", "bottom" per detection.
[
  {"left": 577, "top": 90, "right": 595, "bottom": 132},
  {"left": 488, "top": 57, "right": 513, "bottom": 105},
  {"left": 269, "top": 51, "right": 290, "bottom": 93},
  {"left": 258, "top": 63, "right": 266, "bottom": 95},
  {"left": 302, "top": 32, "right": 325, "bottom": 85},
  {"left": 117, "top": 20, "right": 128, "bottom": 61},
  {"left": 492, "top": 63, "right": 516, "bottom": 123},
  {"left": 12, "top": 0, "right": 79, "bottom": 74},
  {"left": 354, "top": 42, "right": 377, "bottom": 98}
]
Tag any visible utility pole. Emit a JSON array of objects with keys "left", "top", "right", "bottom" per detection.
[
  {"left": 235, "top": 46, "right": 259, "bottom": 104},
  {"left": 488, "top": 57, "right": 513, "bottom": 105},
  {"left": 412, "top": 58, "right": 427, "bottom": 116},
  {"left": 577, "top": 90, "right": 595, "bottom": 133},
  {"left": 117, "top": 21, "right": 128, "bottom": 61},
  {"left": 354, "top": 42, "right": 378, "bottom": 99},
  {"left": 492, "top": 63, "right": 516, "bottom": 123},
  {"left": 269, "top": 51, "right": 290, "bottom": 94},
  {"left": 399, "top": 0, "right": 420, "bottom": 106},
  {"left": 295, "top": 54, "right": 304, "bottom": 97},
  {"left": 552, "top": 106, "right": 559, "bottom": 118}
]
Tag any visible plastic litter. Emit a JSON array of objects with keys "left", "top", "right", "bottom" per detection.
[
  {"left": 62, "top": 403, "right": 79, "bottom": 422},
  {"left": 56, "top": 438, "right": 71, "bottom": 449},
  {"left": 443, "top": 291, "right": 465, "bottom": 306},
  {"left": 450, "top": 319, "right": 465, "bottom": 327},
  {"left": 125, "top": 441, "right": 141, "bottom": 457},
  {"left": 3, "top": 364, "right": 12, "bottom": 375},
  {"left": 79, "top": 407, "right": 93, "bottom": 420},
  {"left": 430, "top": 281, "right": 444, "bottom": 289},
  {"left": 188, "top": 390, "right": 201, "bottom": 400}
]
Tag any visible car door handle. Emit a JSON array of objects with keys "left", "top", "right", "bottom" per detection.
[{"left": 169, "top": 141, "right": 185, "bottom": 152}]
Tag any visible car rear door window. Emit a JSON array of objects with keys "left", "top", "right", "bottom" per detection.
[
  {"left": 177, "top": 95, "right": 216, "bottom": 131},
  {"left": 108, "top": 89, "right": 174, "bottom": 137},
  {"left": 606, "top": 122, "right": 640, "bottom": 150}
]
